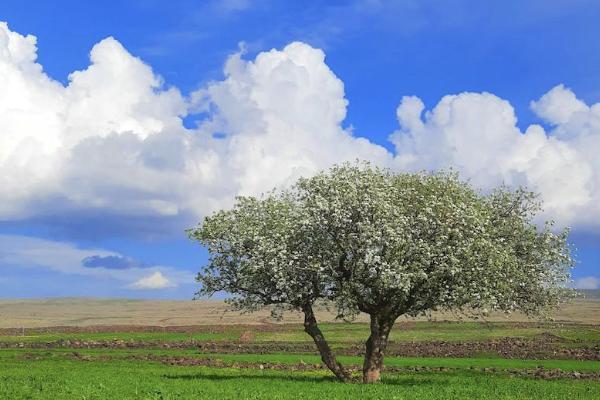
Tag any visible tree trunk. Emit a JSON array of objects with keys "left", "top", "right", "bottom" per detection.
[
  {"left": 363, "top": 314, "right": 394, "bottom": 383},
  {"left": 302, "top": 304, "right": 352, "bottom": 382}
]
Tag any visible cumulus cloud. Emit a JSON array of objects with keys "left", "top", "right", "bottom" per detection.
[
  {"left": 530, "top": 84, "right": 589, "bottom": 125},
  {"left": 191, "top": 41, "right": 391, "bottom": 197},
  {"left": 129, "top": 271, "right": 175, "bottom": 290},
  {"left": 0, "top": 22, "right": 188, "bottom": 222},
  {"left": 1, "top": 20, "right": 600, "bottom": 237},
  {"left": 0, "top": 22, "right": 388, "bottom": 236},
  {"left": 391, "top": 89, "right": 597, "bottom": 228},
  {"left": 574, "top": 276, "right": 600, "bottom": 290}
]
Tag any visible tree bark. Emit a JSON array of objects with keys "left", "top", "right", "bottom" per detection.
[
  {"left": 363, "top": 314, "right": 394, "bottom": 383},
  {"left": 302, "top": 304, "right": 352, "bottom": 382}
]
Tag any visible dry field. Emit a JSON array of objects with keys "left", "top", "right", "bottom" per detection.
[{"left": 0, "top": 297, "right": 598, "bottom": 328}]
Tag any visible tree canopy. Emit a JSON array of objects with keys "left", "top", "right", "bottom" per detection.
[{"left": 188, "top": 163, "right": 574, "bottom": 383}]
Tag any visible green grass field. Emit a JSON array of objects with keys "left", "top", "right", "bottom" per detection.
[
  {"left": 3, "top": 348, "right": 600, "bottom": 372},
  {"left": 2, "top": 321, "right": 599, "bottom": 344},
  {"left": 1, "top": 318, "right": 599, "bottom": 399},
  {"left": 1, "top": 350, "right": 599, "bottom": 400}
]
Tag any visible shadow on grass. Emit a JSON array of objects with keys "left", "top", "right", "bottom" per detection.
[
  {"left": 162, "top": 373, "right": 443, "bottom": 387},
  {"left": 163, "top": 373, "right": 334, "bottom": 384}
]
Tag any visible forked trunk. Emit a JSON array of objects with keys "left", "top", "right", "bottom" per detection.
[
  {"left": 363, "top": 315, "right": 394, "bottom": 383},
  {"left": 302, "top": 304, "right": 352, "bottom": 382}
]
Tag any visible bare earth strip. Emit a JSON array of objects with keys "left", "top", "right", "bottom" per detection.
[{"left": 0, "top": 298, "right": 598, "bottom": 328}]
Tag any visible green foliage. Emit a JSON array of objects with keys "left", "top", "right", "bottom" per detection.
[
  {"left": 189, "top": 163, "right": 575, "bottom": 382},
  {"left": 189, "top": 163, "right": 574, "bottom": 320}
]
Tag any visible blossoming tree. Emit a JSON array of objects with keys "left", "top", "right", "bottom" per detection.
[{"left": 188, "top": 163, "right": 573, "bottom": 383}]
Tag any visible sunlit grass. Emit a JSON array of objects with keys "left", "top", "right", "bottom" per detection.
[{"left": 0, "top": 355, "right": 598, "bottom": 399}]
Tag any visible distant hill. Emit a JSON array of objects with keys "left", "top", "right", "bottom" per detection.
[
  {"left": 578, "top": 289, "right": 600, "bottom": 300},
  {"left": 0, "top": 296, "right": 599, "bottom": 328}
]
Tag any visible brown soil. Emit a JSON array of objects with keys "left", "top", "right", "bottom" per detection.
[
  {"left": 382, "top": 337, "right": 600, "bottom": 361},
  {"left": 3, "top": 336, "right": 599, "bottom": 361},
  {"left": 0, "top": 323, "right": 289, "bottom": 336},
  {"left": 0, "top": 320, "right": 596, "bottom": 336},
  {"left": 238, "top": 330, "right": 255, "bottom": 342}
]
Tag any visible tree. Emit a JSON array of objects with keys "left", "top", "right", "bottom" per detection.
[
  {"left": 188, "top": 163, "right": 574, "bottom": 383},
  {"left": 189, "top": 194, "right": 352, "bottom": 381}
]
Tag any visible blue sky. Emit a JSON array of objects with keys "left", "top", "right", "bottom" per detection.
[{"left": 1, "top": 0, "right": 599, "bottom": 298}]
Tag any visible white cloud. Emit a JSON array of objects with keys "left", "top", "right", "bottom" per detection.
[
  {"left": 574, "top": 276, "right": 600, "bottom": 290},
  {"left": 1, "top": 21, "right": 600, "bottom": 235},
  {"left": 0, "top": 22, "right": 189, "bottom": 221},
  {"left": 0, "top": 22, "right": 388, "bottom": 233},
  {"left": 129, "top": 271, "right": 175, "bottom": 290},
  {"left": 530, "top": 84, "right": 589, "bottom": 125},
  {"left": 0, "top": 234, "right": 191, "bottom": 287},
  {"left": 391, "top": 89, "right": 597, "bottom": 228},
  {"left": 191, "top": 41, "right": 391, "bottom": 198},
  {"left": 0, "top": 234, "right": 112, "bottom": 276}
]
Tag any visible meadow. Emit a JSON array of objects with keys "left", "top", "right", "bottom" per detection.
[{"left": 0, "top": 298, "right": 598, "bottom": 399}]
